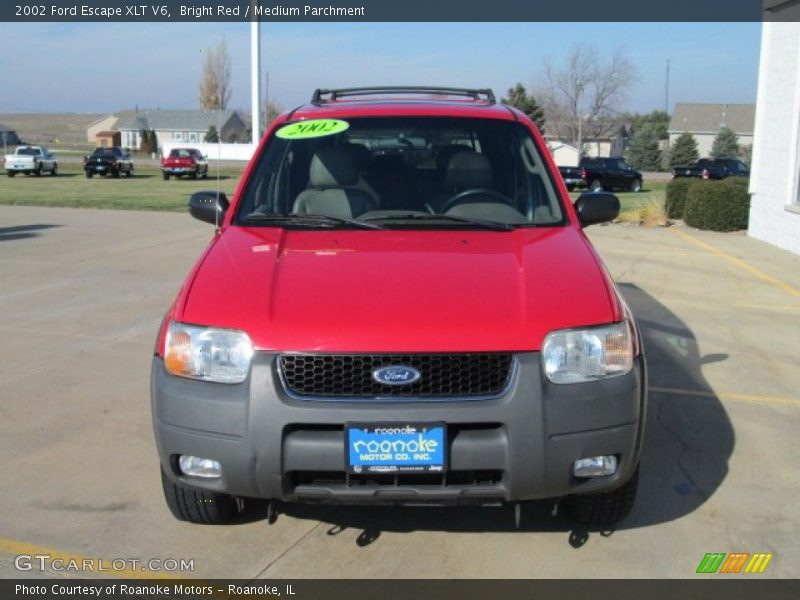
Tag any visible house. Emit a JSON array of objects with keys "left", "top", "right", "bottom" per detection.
[
  {"left": 95, "top": 131, "right": 121, "bottom": 148},
  {"left": 544, "top": 120, "right": 628, "bottom": 164},
  {"left": 114, "top": 109, "right": 248, "bottom": 151},
  {"left": 668, "top": 103, "right": 755, "bottom": 158},
  {"left": 0, "top": 123, "right": 21, "bottom": 147},
  {"left": 748, "top": 18, "right": 800, "bottom": 255}
]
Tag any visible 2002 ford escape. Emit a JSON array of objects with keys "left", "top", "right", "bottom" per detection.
[{"left": 152, "top": 87, "right": 647, "bottom": 526}]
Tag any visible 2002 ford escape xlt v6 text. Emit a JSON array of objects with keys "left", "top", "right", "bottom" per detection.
[{"left": 151, "top": 87, "right": 647, "bottom": 526}]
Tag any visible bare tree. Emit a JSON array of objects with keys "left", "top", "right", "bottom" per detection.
[
  {"left": 199, "top": 39, "right": 232, "bottom": 111},
  {"left": 536, "top": 44, "right": 635, "bottom": 155}
]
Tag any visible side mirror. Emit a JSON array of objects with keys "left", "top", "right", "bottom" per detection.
[
  {"left": 574, "top": 192, "right": 620, "bottom": 227},
  {"left": 189, "top": 191, "right": 229, "bottom": 225}
]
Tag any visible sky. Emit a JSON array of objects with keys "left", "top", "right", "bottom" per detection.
[{"left": 0, "top": 22, "right": 761, "bottom": 115}]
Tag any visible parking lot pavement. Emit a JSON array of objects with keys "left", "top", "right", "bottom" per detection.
[{"left": 1, "top": 206, "right": 798, "bottom": 579}]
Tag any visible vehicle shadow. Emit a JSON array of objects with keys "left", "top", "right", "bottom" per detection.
[
  {"left": 0, "top": 223, "right": 60, "bottom": 242},
  {"left": 247, "top": 283, "right": 734, "bottom": 544}
]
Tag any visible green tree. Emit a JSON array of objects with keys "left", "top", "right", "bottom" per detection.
[
  {"left": 502, "top": 83, "right": 546, "bottom": 133},
  {"left": 668, "top": 132, "right": 700, "bottom": 168},
  {"left": 625, "top": 124, "right": 662, "bottom": 171},
  {"left": 710, "top": 126, "right": 740, "bottom": 159},
  {"left": 204, "top": 125, "right": 220, "bottom": 143},
  {"left": 625, "top": 110, "right": 670, "bottom": 140}
]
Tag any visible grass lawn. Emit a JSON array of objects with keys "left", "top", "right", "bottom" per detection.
[
  {"left": 570, "top": 181, "right": 667, "bottom": 216},
  {"left": 2, "top": 161, "right": 667, "bottom": 216},
  {"left": 0, "top": 162, "right": 243, "bottom": 212}
]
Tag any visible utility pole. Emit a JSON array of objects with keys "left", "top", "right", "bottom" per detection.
[{"left": 250, "top": 4, "right": 262, "bottom": 145}]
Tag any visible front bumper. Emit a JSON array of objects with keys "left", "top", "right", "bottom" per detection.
[{"left": 152, "top": 353, "right": 646, "bottom": 504}]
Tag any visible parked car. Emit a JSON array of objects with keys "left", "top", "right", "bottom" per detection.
[
  {"left": 161, "top": 148, "right": 209, "bottom": 180},
  {"left": 672, "top": 158, "right": 750, "bottom": 180},
  {"left": 152, "top": 86, "right": 646, "bottom": 527},
  {"left": 4, "top": 146, "right": 57, "bottom": 177},
  {"left": 560, "top": 157, "right": 643, "bottom": 193},
  {"left": 83, "top": 147, "right": 134, "bottom": 178}
]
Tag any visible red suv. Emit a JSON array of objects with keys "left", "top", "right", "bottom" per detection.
[{"left": 152, "top": 87, "right": 646, "bottom": 526}]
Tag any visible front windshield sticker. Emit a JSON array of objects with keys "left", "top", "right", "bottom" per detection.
[{"left": 276, "top": 119, "right": 350, "bottom": 140}]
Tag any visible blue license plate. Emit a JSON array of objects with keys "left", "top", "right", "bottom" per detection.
[{"left": 346, "top": 423, "right": 446, "bottom": 474}]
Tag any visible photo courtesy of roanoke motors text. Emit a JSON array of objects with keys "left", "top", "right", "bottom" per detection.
[{"left": 0, "top": 1, "right": 799, "bottom": 599}]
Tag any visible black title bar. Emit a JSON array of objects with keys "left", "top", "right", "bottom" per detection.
[{"left": 3, "top": 1, "right": 799, "bottom": 22}]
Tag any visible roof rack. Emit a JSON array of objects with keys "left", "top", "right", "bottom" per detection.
[{"left": 310, "top": 86, "right": 496, "bottom": 105}]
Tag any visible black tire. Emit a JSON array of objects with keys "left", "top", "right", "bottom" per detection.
[
  {"left": 163, "top": 171, "right": 170, "bottom": 180},
  {"left": 34, "top": 164, "right": 42, "bottom": 177},
  {"left": 85, "top": 171, "right": 93, "bottom": 178},
  {"left": 589, "top": 179, "right": 604, "bottom": 193},
  {"left": 52, "top": 163, "right": 58, "bottom": 176},
  {"left": 160, "top": 468, "right": 237, "bottom": 524},
  {"left": 564, "top": 467, "right": 639, "bottom": 526},
  {"left": 629, "top": 179, "right": 642, "bottom": 193},
  {"left": 112, "top": 168, "right": 120, "bottom": 178},
  {"left": 192, "top": 169, "right": 199, "bottom": 180},
  {"left": 125, "top": 169, "right": 133, "bottom": 178},
  {"left": 7, "top": 171, "right": 15, "bottom": 177}
]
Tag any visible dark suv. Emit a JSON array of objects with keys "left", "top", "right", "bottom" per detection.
[{"left": 84, "top": 147, "right": 134, "bottom": 178}]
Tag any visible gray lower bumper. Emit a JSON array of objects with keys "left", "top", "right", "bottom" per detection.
[{"left": 152, "top": 353, "right": 646, "bottom": 504}]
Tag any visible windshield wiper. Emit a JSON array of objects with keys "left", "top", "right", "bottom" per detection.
[
  {"left": 362, "top": 213, "right": 516, "bottom": 231},
  {"left": 242, "top": 213, "right": 383, "bottom": 230}
]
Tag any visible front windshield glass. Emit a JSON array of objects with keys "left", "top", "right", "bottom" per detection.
[
  {"left": 234, "top": 117, "right": 566, "bottom": 228},
  {"left": 92, "top": 148, "right": 116, "bottom": 158}
]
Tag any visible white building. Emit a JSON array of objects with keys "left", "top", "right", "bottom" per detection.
[
  {"left": 668, "top": 103, "right": 755, "bottom": 158},
  {"left": 748, "top": 20, "right": 800, "bottom": 255}
]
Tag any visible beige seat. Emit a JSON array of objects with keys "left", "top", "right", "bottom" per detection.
[{"left": 292, "top": 147, "right": 378, "bottom": 218}]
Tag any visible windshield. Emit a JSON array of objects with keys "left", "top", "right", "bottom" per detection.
[
  {"left": 92, "top": 148, "right": 118, "bottom": 158},
  {"left": 170, "top": 149, "right": 197, "bottom": 158},
  {"left": 234, "top": 117, "right": 566, "bottom": 229},
  {"left": 17, "top": 148, "right": 40, "bottom": 156}
]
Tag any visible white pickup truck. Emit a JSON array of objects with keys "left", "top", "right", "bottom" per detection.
[{"left": 4, "top": 146, "right": 57, "bottom": 177}]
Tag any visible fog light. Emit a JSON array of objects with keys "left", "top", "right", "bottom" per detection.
[
  {"left": 178, "top": 455, "right": 222, "bottom": 479},
  {"left": 573, "top": 455, "right": 617, "bottom": 478}
]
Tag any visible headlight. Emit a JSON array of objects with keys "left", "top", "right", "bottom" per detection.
[
  {"left": 164, "top": 321, "right": 253, "bottom": 384},
  {"left": 542, "top": 321, "right": 633, "bottom": 384}
]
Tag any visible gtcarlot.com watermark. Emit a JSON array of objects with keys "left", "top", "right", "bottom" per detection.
[{"left": 14, "top": 554, "right": 194, "bottom": 573}]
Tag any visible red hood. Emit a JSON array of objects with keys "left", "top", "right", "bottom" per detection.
[{"left": 176, "top": 226, "right": 620, "bottom": 352}]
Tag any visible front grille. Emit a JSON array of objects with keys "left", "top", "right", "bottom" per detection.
[{"left": 278, "top": 353, "right": 514, "bottom": 398}]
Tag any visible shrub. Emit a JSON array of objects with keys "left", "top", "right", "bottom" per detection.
[
  {"left": 683, "top": 179, "right": 751, "bottom": 231},
  {"left": 665, "top": 178, "right": 693, "bottom": 219}
]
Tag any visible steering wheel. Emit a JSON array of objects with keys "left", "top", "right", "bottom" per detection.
[{"left": 440, "top": 188, "right": 514, "bottom": 213}]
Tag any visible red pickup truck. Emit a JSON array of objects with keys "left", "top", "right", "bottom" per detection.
[
  {"left": 151, "top": 87, "right": 647, "bottom": 527},
  {"left": 160, "top": 148, "right": 208, "bottom": 180}
]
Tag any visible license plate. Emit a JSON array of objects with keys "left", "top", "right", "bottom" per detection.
[{"left": 346, "top": 423, "right": 446, "bottom": 474}]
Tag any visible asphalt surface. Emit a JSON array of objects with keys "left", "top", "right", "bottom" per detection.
[{"left": 0, "top": 205, "right": 798, "bottom": 579}]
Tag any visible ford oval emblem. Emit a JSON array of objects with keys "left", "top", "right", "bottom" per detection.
[{"left": 372, "top": 366, "right": 421, "bottom": 386}]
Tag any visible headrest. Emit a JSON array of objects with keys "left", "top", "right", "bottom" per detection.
[
  {"left": 444, "top": 151, "right": 493, "bottom": 190},
  {"left": 344, "top": 143, "right": 371, "bottom": 171},
  {"left": 309, "top": 146, "right": 359, "bottom": 187},
  {"left": 436, "top": 144, "right": 473, "bottom": 172}
]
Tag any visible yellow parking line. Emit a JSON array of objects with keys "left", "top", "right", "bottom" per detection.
[
  {"left": 650, "top": 386, "right": 800, "bottom": 408},
  {"left": 671, "top": 229, "right": 800, "bottom": 300},
  {"left": 0, "top": 537, "right": 184, "bottom": 579}
]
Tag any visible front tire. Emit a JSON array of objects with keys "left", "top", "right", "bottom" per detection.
[
  {"left": 629, "top": 179, "right": 642, "bottom": 193},
  {"left": 52, "top": 163, "right": 58, "bottom": 176},
  {"left": 160, "top": 468, "right": 237, "bottom": 524},
  {"left": 7, "top": 171, "right": 15, "bottom": 177},
  {"left": 589, "top": 179, "right": 604, "bottom": 193},
  {"left": 162, "top": 172, "right": 170, "bottom": 180},
  {"left": 85, "top": 171, "right": 93, "bottom": 178},
  {"left": 564, "top": 467, "right": 639, "bottom": 526},
  {"left": 34, "top": 164, "right": 42, "bottom": 177}
]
